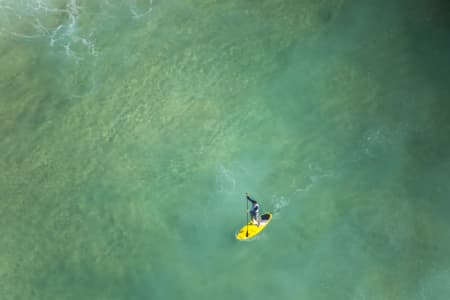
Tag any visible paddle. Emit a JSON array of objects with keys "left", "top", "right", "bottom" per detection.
[{"left": 246, "top": 193, "right": 249, "bottom": 237}]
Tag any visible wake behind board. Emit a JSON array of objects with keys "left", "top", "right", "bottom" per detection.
[{"left": 236, "top": 213, "right": 272, "bottom": 240}]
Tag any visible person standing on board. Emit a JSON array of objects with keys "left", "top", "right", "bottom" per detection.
[{"left": 246, "top": 192, "right": 260, "bottom": 226}]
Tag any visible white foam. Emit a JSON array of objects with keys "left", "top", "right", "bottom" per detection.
[
  {"left": 0, "top": 0, "right": 155, "bottom": 62},
  {"left": 271, "top": 194, "right": 289, "bottom": 216},
  {"left": 1, "top": 0, "right": 97, "bottom": 63},
  {"left": 130, "top": 0, "right": 153, "bottom": 19}
]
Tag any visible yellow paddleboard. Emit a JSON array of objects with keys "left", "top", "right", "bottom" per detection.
[{"left": 236, "top": 213, "right": 273, "bottom": 240}]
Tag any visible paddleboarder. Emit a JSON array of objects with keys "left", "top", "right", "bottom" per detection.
[{"left": 246, "top": 192, "right": 260, "bottom": 226}]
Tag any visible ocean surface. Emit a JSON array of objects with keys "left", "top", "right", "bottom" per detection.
[{"left": 1, "top": 0, "right": 450, "bottom": 299}]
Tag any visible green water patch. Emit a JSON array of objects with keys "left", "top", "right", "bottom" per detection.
[{"left": 1, "top": 0, "right": 450, "bottom": 299}]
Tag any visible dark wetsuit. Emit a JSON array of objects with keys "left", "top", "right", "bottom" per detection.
[{"left": 246, "top": 195, "right": 260, "bottom": 220}]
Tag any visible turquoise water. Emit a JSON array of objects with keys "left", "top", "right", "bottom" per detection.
[{"left": 1, "top": 0, "right": 450, "bottom": 299}]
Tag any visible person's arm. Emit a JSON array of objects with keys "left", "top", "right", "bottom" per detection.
[{"left": 246, "top": 192, "right": 257, "bottom": 204}]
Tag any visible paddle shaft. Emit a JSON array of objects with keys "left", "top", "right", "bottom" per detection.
[{"left": 246, "top": 196, "right": 249, "bottom": 237}]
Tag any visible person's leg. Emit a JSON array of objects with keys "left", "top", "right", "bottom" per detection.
[{"left": 250, "top": 211, "right": 257, "bottom": 224}]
